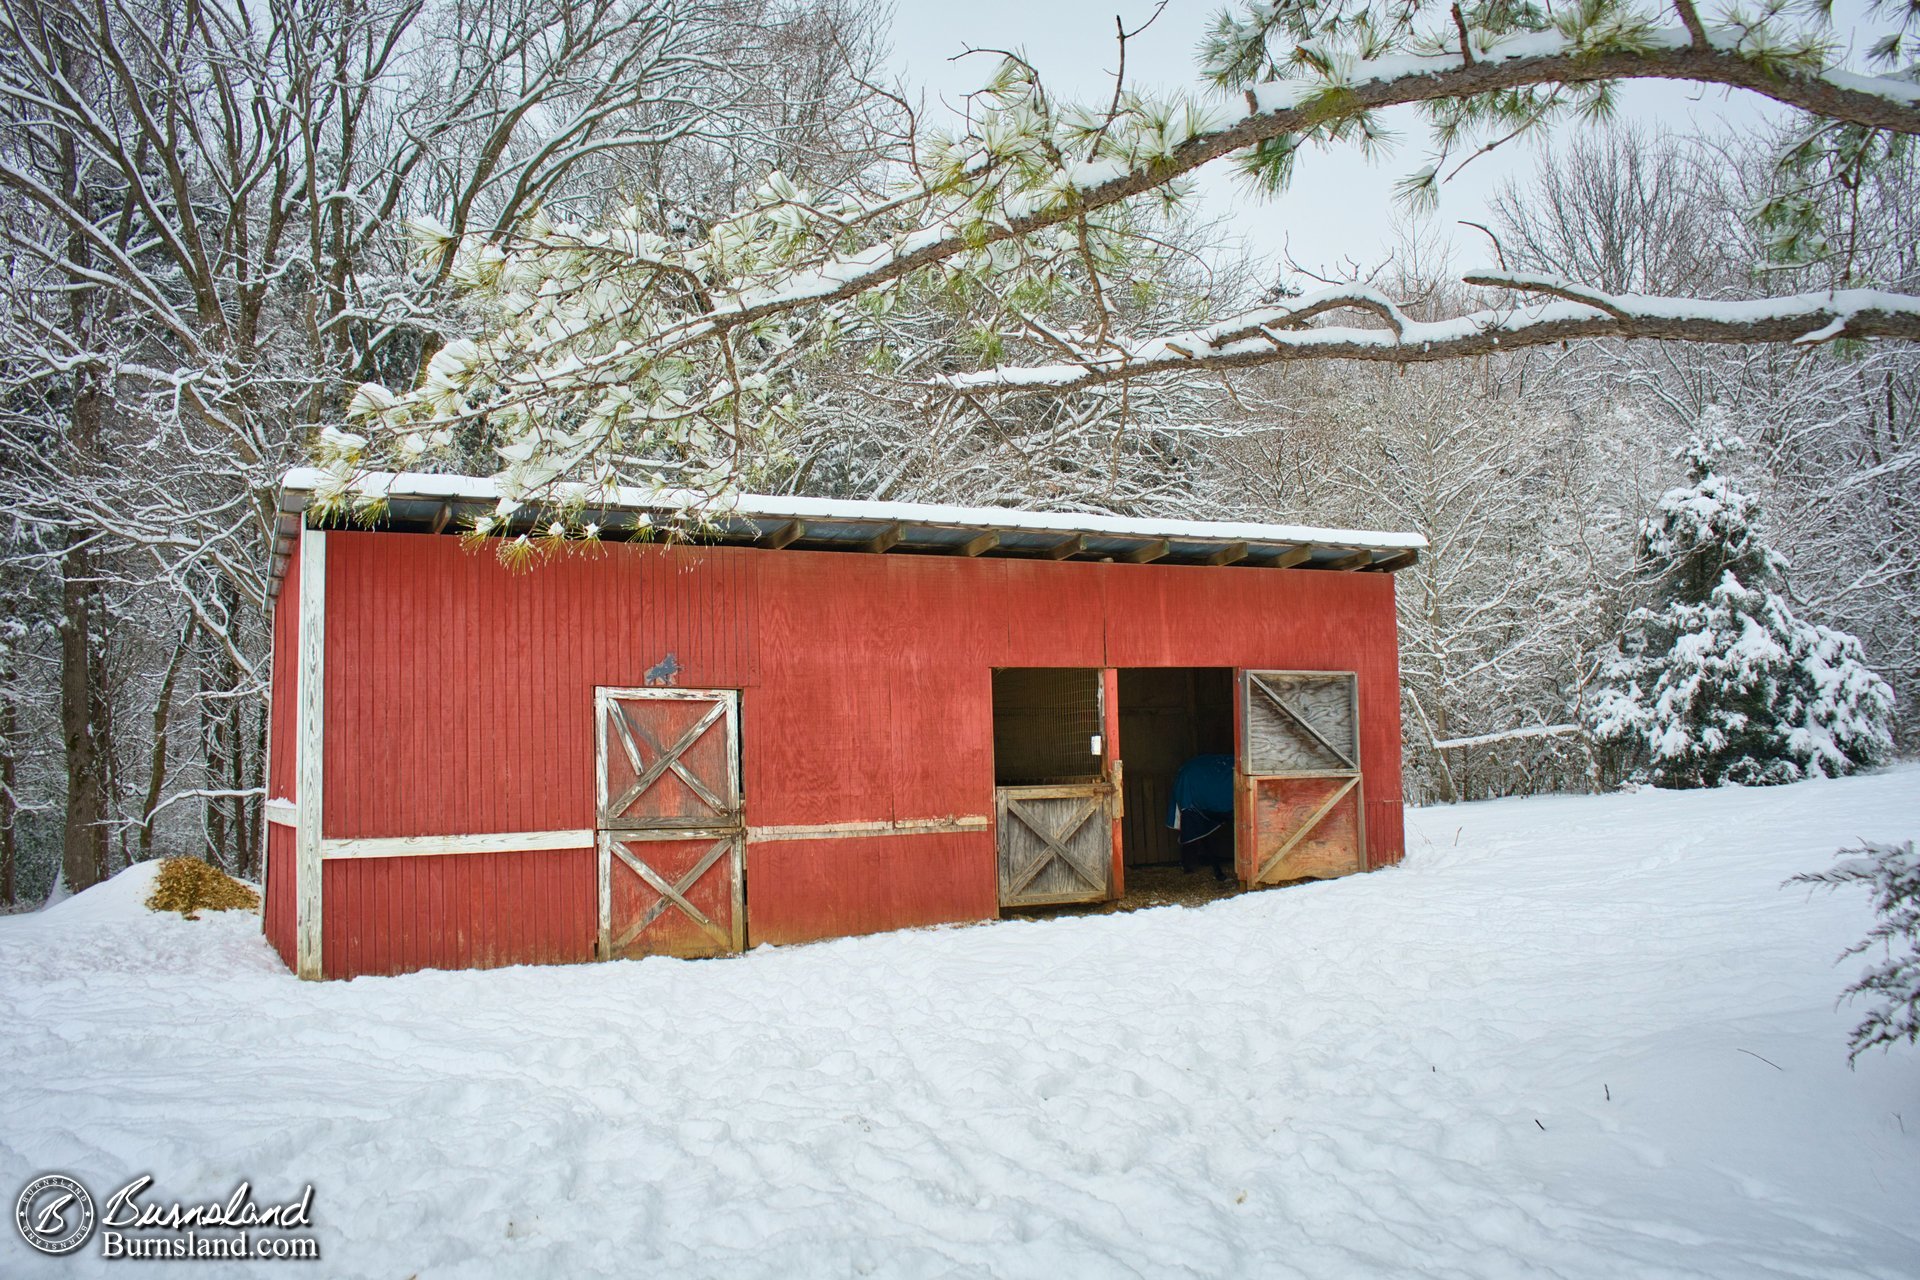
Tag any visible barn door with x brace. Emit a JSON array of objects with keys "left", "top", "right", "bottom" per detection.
[
  {"left": 1236, "top": 671, "right": 1366, "bottom": 886},
  {"left": 595, "top": 687, "right": 743, "bottom": 960},
  {"left": 993, "top": 668, "right": 1119, "bottom": 910}
]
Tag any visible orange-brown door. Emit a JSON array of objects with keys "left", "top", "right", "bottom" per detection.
[
  {"left": 1235, "top": 671, "right": 1366, "bottom": 886},
  {"left": 595, "top": 687, "right": 743, "bottom": 958}
]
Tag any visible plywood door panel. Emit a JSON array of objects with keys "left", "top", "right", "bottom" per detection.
[
  {"left": 1244, "top": 672, "right": 1360, "bottom": 774},
  {"left": 598, "top": 688, "right": 738, "bottom": 830},
  {"left": 1238, "top": 670, "right": 1365, "bottom": 886}
]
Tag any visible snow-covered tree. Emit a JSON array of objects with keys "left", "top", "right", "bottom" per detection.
[
  {"left": 0, "top": 0, "right": 901, "bottom": 891},
  {"left": 1588, "top": 421, "right": 1894, "bottom": 788},
  {"left": 1493, "top": 123, "right": 1920, "bottom": 749}
]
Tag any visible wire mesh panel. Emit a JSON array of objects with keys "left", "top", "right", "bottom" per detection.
[
  {"left": 1244, "top": 672, "right": 1359, "bottom": 775},
  {"left": 991, "top": 668, "right": 1104, "bottom": 785}
]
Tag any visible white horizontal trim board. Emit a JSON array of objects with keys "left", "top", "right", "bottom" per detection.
[
  {"left": 747, "top": 815, "right": 990, "bottom": 843},
  {"left": 316, "top": 817, "right": 991, "bottom": 860},
  {"left": 265, "top": 799, "right": 298, "bottom": 827},
  {"left": 321, "top": 830, "right": 596, "bottom": 860}
]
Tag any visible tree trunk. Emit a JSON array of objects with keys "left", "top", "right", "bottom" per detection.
[
  {"left": 60, "top": 521, "right": 107, "bottom": 893},
  {"left": 244, "top": 704, "right": 266, "bottom": 879},
  {"left": 202, "top": 659, "right": 228, "bottom": 869},
  {"left": 1, "top": 658, "right": 16, "bottom": 908},
  {"left": 95, "top": 611, "right": 122, "bottom": 873},
  {"left": 139, "top": 624, "right": 190, "bottom": 860}
]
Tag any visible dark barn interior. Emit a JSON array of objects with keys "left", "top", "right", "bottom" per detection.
[{"left": 1117, "top": 668, "right": 1235, "bottom": 868}]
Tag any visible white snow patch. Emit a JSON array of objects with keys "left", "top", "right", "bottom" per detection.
[
  {"left": 3, "top": 772, "right": 1917, "bottom": 1277},
  {"left": 280, "top": 467, "right": 1430, "bottom": 554}
]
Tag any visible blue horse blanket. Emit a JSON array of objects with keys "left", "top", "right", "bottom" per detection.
[{"left": 1167, "top": 754, "right": 1235, "bottom": 839}]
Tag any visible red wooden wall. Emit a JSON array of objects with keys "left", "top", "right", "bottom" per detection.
[
  {"left": 304, "top": 531, "right": 1405, "bottom": 977},
  {"left": 323, "top": 850, "right": 596, "bottom": 975}
]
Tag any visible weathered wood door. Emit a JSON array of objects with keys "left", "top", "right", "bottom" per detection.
[
  {"left": 1237, "top": 671, "right": 1365, "bottom": 886},
  {"left": 996, "top": 784, "right": 1115, "bottom": 907},
  {"left": 595, "top": 687, "right": 743, "bottom": 959}
]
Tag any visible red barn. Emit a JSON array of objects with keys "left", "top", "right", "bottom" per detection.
[{"left": 261, "top": 470, "right": 1424, "bottom": 979}]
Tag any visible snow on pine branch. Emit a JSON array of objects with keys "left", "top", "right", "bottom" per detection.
[
  {"left": 940, "top": 279, "right": 1920, "bottom": 394},
  {"left": 1790, "top": 839, "right": 1920, "bottom": 1064},
  {"left": 323, "top": 2, "right": 1920, "bottom": 531}
]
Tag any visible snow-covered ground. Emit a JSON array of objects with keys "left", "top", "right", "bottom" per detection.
[{"left": 3, "top": 771, "right": 1916, "bottom": 1279}]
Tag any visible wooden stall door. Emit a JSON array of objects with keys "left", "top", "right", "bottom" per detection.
[
  {"left": 595, "top": 687, "right": 743, "bottom": 959},
  {"left": 996, "top": 784, "right": 1115, "bottom": 907},
  {"left": 1237, "top": 671, "right": 1365, "bottom": 886}
]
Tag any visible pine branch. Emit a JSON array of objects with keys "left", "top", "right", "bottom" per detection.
[{"left": 940, "top": 281, "right": 1920, "bottom": 394}]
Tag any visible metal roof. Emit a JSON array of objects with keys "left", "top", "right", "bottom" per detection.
[{"left": 269, "top": 468, "right": 1425, "bottom": 597}]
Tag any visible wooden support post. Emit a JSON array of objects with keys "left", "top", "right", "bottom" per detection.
[
  {"left": 1272, "top": 545, "right": 1313, "bottom": 569},
  {"left": 763, "top": 520, "right": 805, "bottom": 550},
  {"left": 1045, "top": 534, "right": 1085, "bottom": 560},
  {"left": 1122, "top": 539, "right": 1170, "bottom": 564},
  {"left": 1103, "top": 666, "right": 1123, "bottom": 901},
  {"left": 1205, "top": 542, "right": 1249, "bottom": 567},
  {"left": 864, "top": 522, "right": 904, "bottom": 554},
  {"left": 294, "top": 527, "right": 326, "bottom": 981},
  {"left": 430, "top": 503, "right": 453, "bottom": 535},
  {"left": 1324, "top": 549, "right": 1374, "bottom": 571},
  {"left": 957, "top": 530, "right": 1000, "bottom": 557}
]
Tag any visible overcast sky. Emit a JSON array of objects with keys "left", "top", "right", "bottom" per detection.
[{"left": 882, "top": 0, "right": 1876, "bottom": 284}]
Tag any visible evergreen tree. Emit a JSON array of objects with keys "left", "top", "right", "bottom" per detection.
[{"left": 1588, "top": 416, "right": 1895, "bottom": 788}]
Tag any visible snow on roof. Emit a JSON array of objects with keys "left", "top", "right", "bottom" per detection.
[{"left": 270, "top": 467, "right": 1425, "bottom": 594}]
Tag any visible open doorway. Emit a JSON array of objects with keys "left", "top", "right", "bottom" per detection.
[
  {"left": 1116, "top": 668, "right": 1236, "bottom": 896},
  {"left": 991, "top": 668, "right": 1114, "bottom": 909}
]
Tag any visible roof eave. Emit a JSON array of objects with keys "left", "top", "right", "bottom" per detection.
[{"left": 267, "top": 470, "right": 1423, "bottom": 598}]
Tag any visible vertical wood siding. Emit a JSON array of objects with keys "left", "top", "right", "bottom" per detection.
[
  {"left": 264, "top": 823, "right": 296, "bottom": 970},
  {"left": 322, "top": 848, "right": 596, "bottom": 976},
  {"left": 309, "top": 530, "right": 1406, "bottom": 976},
  {"left": 323, "top": 536, "right": 755, "bottom": 838},
  {"left": 746, "top": 832, "right": 996, "bottom": 946}
]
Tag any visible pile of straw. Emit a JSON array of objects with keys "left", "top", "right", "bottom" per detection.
[{"left": 145, "top": 857, "right": 260, "bottom": 919}]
